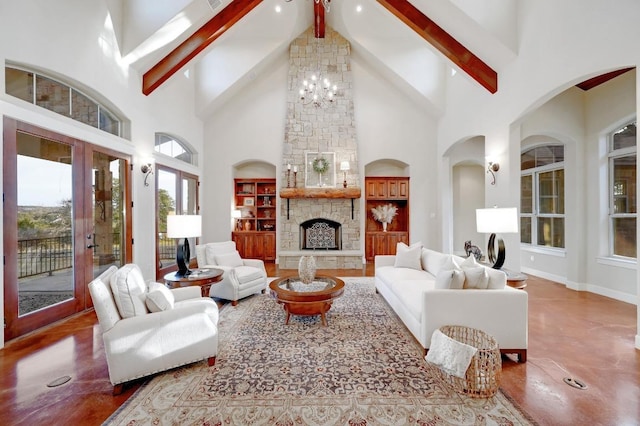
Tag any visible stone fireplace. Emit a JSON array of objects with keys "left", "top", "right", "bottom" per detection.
[{"left": 279, "top": 26, "right": 363, "bottom": 269}]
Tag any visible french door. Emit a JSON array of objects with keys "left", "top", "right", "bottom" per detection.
[{"left": 3, "top": 118, "right": 132, "bottom": 340}]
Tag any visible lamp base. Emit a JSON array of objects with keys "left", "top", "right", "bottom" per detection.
[
  {"left": 175, "top": 238, "right": 192, "bottom": 277},
  {"left": 487, "top": 233, "right": 506, "bottom": 269}
]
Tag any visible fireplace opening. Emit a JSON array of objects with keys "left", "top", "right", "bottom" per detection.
[{"left": 300, "top": 218, "right": 342, "bottom": 250}]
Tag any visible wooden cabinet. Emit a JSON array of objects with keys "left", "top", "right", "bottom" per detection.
[
  {"left": 365, "top": 177, "right": 410, "bottom": 261},
  {"left": 232, "top": 231, "right": 276, "bottom": 261},
  {"left": 233, "top": 178, "right": 276, "bottom": 261},
  {"left": 365, "top": 232, "right": 409, "bottom": 260}
]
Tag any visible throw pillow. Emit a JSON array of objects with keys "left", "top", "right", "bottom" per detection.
[
  {"left": 435, "top": 268, "right": 465, "bottom": 289},
  {"left": 441, "top": 255, "right": 461, "bottom": 272},
  {"left": 110, "top": 264, "right": 148, "bottom": 318},
  {"left": 462, "top": 266, "right": 490, "bottom": 289},
  {"left": 146, "top": 282, "right": 175, "bottom": 312},
  {"left": 426, "top": 329, "right": 478, "bottom": 378},
  {"left": 460, "top": 255, "right": 479, "bottom": 268},
  {"left": 215, "top": 250, "right": 244, "bottom": 267},
  {"left": 394, "top": 242, "right": 423, "bottom": 270}
]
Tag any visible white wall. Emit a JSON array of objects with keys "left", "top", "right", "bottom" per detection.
[{"left": 452, "top": 165, "right": 485, "bottom": 256}]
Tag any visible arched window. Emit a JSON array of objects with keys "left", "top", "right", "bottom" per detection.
[
  {"left": 154, "top": 133, "right": 196, "bottom": 165},
  {"left": 5, "top": 66, "right": 124, "bottom": 137},
  {"left": 520, "top": 145, "right": 565, "bottom": 248},
  {"left": 608, "top": 121, "right": 636, "bottom": 258}
]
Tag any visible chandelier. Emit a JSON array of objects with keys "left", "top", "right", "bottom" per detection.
[{"left": 299, "top": 39, "right": 338, "bottom": 107}]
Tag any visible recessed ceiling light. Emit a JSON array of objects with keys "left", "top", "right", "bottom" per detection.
[
  {"left": 356, "top": 4, "right": 362, "bottom": 12},
  {"left": 275, "top": 4, "right": 282, "bottom": 13}
]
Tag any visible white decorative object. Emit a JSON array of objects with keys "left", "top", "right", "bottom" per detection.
[
  {"left": 298, "top": 255, "right": 317, "bottom": 284},
  {"left": 371, "top": 203, "right": 398, "bottom": 231}
]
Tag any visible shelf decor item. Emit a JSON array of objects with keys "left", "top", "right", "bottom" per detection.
[
  {"left": 305, "top": 152, "right": 335, "bottom": 188},
  {"left": 371, "top": 203, "right": 398, "bottom": 232},
  {"left": 298, "top": 255, "right": 316, "bottom": 284}
]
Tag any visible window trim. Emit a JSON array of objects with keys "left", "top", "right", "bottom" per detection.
[
  {"left": 607, "top": 120, "right": 637, "bottom": 259},
  {"left": 520, "top": 144, "right": 565, "bottom": 249}
]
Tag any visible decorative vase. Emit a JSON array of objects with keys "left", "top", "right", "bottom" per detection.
[
  {"left": 298, "top": 255, "right": 316, "bottom": 284},
  {"left": 382, "top": 221, "right": 388, "bottom": 232}
]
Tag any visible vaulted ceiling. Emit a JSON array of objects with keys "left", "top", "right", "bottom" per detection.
[{"left": 106, "top": 0, "right": 519, "bottom": 119}]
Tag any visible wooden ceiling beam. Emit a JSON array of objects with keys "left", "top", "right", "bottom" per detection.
[
  {"left": 575, "top": 67, "right": 634, "bottom": 91},
  {"left": 142, "top": 0, "right": 263, "bottom": 96},
  {"left": 376, "top": 0, "right": 498, "bottom": 93},
  {"left": 314, "top": 1, "right": 326, "bottom": 38}
]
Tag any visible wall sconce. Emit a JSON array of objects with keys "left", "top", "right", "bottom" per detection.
[
  {"left": 141, "top": 163, "right": 153, "bottom": 186},
  {"left": 340, "top": 161, "right": 350, "bottom": 188},
  {"left": 487, "top": 162, "right": 499, "bottom": 185}
]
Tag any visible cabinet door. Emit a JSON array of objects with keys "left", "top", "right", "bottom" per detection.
[
  {"left": 366, "top": 179, "right": 388, "bottom": 199},
  {"left": 388, "top": 180, "right": 399, "bottom": 198},
  {"left": 264, "top": 233, "right": 276, "bottom": 261},
  {"left": 387, "top": 233, "right": 409, "bottom": 254},
  {"left": 398, "top": 179, "right": 409, "bottom": 199}
]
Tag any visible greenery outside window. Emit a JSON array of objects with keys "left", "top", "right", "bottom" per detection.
[
  {"left": 5, "top": 66, "right": 123, "bottom": 137},
  {"left": 521, "top": 145, "right": 565, "bottom": 248},
  {"left": 608, "top": 121, "right": 636, "bottom": 258}
]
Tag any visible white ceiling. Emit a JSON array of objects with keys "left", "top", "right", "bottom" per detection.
[{"left": 106, "top": 0, "right": 518, "bottom": 118}]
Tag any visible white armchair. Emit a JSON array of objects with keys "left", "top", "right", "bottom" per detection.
[
  {"left": 195, "top": 241, "right": 267, "bottom": 306},
  {"left": 88, "top": 264, "right": 219, "bottom": 395}
]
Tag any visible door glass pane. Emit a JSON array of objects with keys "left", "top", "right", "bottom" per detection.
[
  {"left": 17, "top": 133, "right": 74, "bottom": 316},
  {"left": 612, "top": 155, "right": 636, "bottom": 214},
  {"left": 182, "top": 176, "right": 198, "bottom": 260},
  {"left": 538, "top": 170, "right": 564, "bottom": 214},
  {"left": 520, "top": 217, "right": 532, "bottom": 244},
  {"left": 92, "top": 152, "right": 126, "bottom": 278},
  {"left": 537, "top": 217, "right": 565, "bottom": 248},
  {"left": 158, "top": 170, "right": 177, "bottom": 268},
  {"left": 613, "top": 217, "right": 636, "bottom": 257}
]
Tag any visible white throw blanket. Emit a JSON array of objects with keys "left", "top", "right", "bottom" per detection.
[{"left": 425, "top": 329, "right": 478, "bottom": 378}]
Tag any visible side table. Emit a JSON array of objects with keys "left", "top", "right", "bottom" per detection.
[
  {"left": 503, "top": 269, "right": 527, "bottom": 289},
  {"left": 164, "top": 268, "right": 224, "bottom": 298}
]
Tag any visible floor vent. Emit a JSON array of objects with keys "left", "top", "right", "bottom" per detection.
[
  {"left": 47, "top": 376, "right": 72, "bottom": 388},
  {"left": 563, "top": 377, "right": 587, "bottom": 390}
]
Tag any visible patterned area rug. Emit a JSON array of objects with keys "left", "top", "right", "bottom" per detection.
[{"left": 105, "top": 278, "right": 535, "bottom": 425}]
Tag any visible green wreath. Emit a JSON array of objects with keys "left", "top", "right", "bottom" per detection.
[{"left": 312, "top": 157, "right": 330, "bottom": 174}]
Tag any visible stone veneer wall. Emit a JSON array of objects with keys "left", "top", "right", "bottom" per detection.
[{"left": 280, "top": 26, "right": 361, "bottom": 269}]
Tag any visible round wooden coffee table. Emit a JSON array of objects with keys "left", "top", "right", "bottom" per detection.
[
  {"left": 164, "top": 268, "right": 224, "bottom": 297},
  {"left": 269, "top": 275, "right": 345, "bottom": 326}
]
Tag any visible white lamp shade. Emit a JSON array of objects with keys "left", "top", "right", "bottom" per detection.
[
  {"left": 476, "top": 207, "right": 518, "bottom": 233},
  {"left": 232, "top": 210, "right": 242, "bottom": 219},
  {"left": 340, "top": 161, "right": 350, "bottom": 171},
  {"left": 166, "top": 215, "right": 202, "bottom": 238}
]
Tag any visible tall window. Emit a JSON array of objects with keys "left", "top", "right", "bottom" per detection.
[
  {"left": 5, "top": 66, "right": 123, "bottom": 137},
  {"left": 520, "top": 145, "right": 565, "bottom": 248},
  {"left": 608, "top": 121, "right": 636, "bottom": 258},
  {"left": 155, "top": 133, "right": 195, "bottom": 165}
]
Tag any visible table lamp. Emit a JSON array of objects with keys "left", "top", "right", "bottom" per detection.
[
  {"left": 167, "top": 214, "right": 202, "bottom": 277},
  {"left": 340, "top": 161, "right": 350, "bottom": 188},
  {"left": 476, "top": 207, "right": 518, "bottom": 269}
]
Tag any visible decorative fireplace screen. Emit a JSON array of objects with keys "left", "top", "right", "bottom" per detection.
[{"left": 300, "top": 218, "right": 341, "bottom": 250}]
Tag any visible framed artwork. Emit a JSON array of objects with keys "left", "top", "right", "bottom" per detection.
[
  {"left": 243, "top": 197, "right": 254, "bottom": 206},
  {"left": 305, "top": 152, "right": 336, "bottom": 188}
]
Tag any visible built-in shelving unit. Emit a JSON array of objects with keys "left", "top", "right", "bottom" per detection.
[
  {"left": 365, "top": 177, "right": 410, "bottom": 261},
  {"left": 232, "top": 178, "right": 276, "bottom": 261}
]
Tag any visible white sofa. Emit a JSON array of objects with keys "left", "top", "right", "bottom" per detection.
[
  {"left": 88, "top": 264, "right": 219, "bottom": 394},
  {"left": 375, "top": 246, "right": 528, "bottom": 362},
  {"left": 195, "top": 241, "right": 267, "bottom": 305}
]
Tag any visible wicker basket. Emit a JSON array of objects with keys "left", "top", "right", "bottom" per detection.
[{"left": 437, "top": 325, "right": 502, "bottom": 398}]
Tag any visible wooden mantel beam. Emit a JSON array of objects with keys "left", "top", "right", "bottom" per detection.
[
  {"left": 142, "top": 0, "right": 263, "bottom": 96},
  {"left": 376, "top": 0, "right": 498, "bottom": 94}
]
